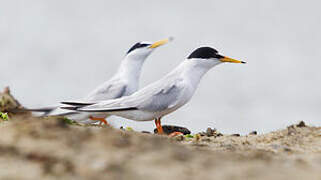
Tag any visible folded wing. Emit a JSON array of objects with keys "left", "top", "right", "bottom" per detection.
[{"left": 60, "top": 77, "right": 185, "bottom": 113}]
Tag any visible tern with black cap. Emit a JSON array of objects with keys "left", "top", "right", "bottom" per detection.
[
  {"left": 61, "top": 46, "right": 245, "bottom": 133},
  {"left": 28, "top": 38, "right": 172, "bottom": 124}
]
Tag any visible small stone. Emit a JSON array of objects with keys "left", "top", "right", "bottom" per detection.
[
  {"left": 231, "top": 134, "right": 240, "bottom": 137},
  {"left": 205, "top": 127, "right": 217, "bottom": 137},
  {"left": 201, "top": 137, "right": 211, "bottom": 142},
  {"left": 141, "top": 131, "right": 151, "bottom": 134},
  {"left": 283, "top": 147, "right": 292, "bottom": 152},
  {"left": 249, "top": 131, "right": 257, "bottom": 135},
  {"left": 154, "top": 125, "right": 191, "bottom": 135},
  {"left": 173, "top": 135, "right": 184, "bottom": 141},
  {"left": 287, "top": 125, "right": 296, "bottom": 135},
  {"left": 194, "top": 134, "right": 201, "bottom": 141},
  {"left": 297, "top": 121, "right": 306, "bottom": 128},
  {"left": 270, "top": 144, "right": 281, "bottom": 150}
]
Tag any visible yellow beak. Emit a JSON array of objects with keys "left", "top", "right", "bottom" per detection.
[
  {"left": 149, "top": 37, "right": 173, "bottom": 49},
  {"left": 220, "top": 56, "right": 246, "bottom": 64}
]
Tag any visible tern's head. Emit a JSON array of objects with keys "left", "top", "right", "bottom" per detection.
[
  {"left": 125, "top": 37, "right": 173, "bottom": 60},
  {"left": 187, "top": 47, "right": 245, "bottom": 67}
]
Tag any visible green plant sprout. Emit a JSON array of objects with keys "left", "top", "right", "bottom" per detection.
[{"left": 0, "top": 112, "right": 9, "bottom": 121}]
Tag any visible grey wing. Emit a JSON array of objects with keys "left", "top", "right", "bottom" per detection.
[
  {"left": 75, "top": 96, "right": 135, "bottom": 112},
  {"left": 45, "top": 80, "right": 127, "bottom": 117},
  {"left": 46, "top": 106, "right": 79, "bottom": 116},
  {"left": 85, "top": 79, "right": 128, "bottom": 102},
  {"left": 126, "top": 78, "right": 186, "bottom": 112},
  {"left": 76, "top": 78, "right": 185, "bottom": 113}
]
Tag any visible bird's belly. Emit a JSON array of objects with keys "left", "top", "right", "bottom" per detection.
[
  {"left": 47, "top": 107, "right": 68, "bottom": 116},
  {"left": 113, "top": 106, "right": 181, "bottom": 122},
  {"left": 113, "top": 110, "right": 156, "bottom": 121},
  {"left": 157, "top": 105, "right": 183, "bottom": 118},
  {"left": 66, "top": 113, "right": 90, "bottom": 122},
  {"left": 66, "top": 113, "right": 109, "bottom": 124}
]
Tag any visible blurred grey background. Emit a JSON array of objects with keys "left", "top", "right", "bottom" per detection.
[{"left": 1, "top": 0, "right": 320, "bottom": 134}]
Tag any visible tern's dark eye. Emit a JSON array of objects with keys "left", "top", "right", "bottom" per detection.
[
  {"left": 187, "top": 47, "right": 223, "bottom": 59},
  {"left": 127, "top": 43, "right": 150, "bottom": 54}
]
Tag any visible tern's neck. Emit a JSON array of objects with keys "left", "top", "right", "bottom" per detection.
[
  {"left": 176, "top": 59, "right": 221, "bottom": 86},
  {"left": 116, "top": 55, "right": 145, "bottom": 86}
]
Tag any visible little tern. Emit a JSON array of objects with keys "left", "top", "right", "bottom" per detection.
[
  {"left": 61, "top": 47, "right": 245, "bottom": 133},
  {"left": 29, "top": 38, "right": 172, "bottom": 124}
]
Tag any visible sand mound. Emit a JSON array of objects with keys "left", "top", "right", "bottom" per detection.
[
  {"left": 0, "top": 88, "right": 320, "bottom": 180},
  {"left": 0, "top": 116, "right": 319, "bottom": 180}
]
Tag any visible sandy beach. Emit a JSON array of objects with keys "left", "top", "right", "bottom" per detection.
[{"left": 0, "top": 89, "right": 320, "bottom": 180}]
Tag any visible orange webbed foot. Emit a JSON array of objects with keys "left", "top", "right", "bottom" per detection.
[
  {"left": 168, "top": 132, "right": 184, "bottom": 137},
  {"left": 89, "top": 116, "right": 109, "bottom": 126}
]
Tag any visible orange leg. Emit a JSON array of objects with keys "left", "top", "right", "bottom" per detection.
[
  {"left": 168, "top": 132, "right": 183, "bottom": 137},
  {"left": 89, "top": 116, "right": 108, "bottom": 125},
  {"left": 154, "top": 118, "right": 164, "bottom": 134}
]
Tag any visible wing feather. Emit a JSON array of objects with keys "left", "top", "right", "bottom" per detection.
[
  {"left": 74, "top": 77, "right": 185, "bottom": 113},
  {"left": 85, "top": 78, "right": 128, "bottom": 102}
]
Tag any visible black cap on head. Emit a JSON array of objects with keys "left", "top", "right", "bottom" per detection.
[
  {"left": 127, "top": 42, "right": 151, "bottom": 54},
  {"left": 187, "top": 47, "right": 224, "bottom": 59}
]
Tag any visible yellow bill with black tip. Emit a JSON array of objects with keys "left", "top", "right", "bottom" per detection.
[
  {"left": 149, "top": 37, "right": 173, "bottom": 49},
  {"left": 220, "top": 56, "right": 246, "bottom": 64}
]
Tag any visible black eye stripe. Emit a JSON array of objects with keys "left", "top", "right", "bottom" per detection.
[{"left": 127, "top": 43, "right": 150, "bottom": 54}]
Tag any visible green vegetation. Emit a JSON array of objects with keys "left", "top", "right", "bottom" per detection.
[
  {"left": 63, "top": 117, "right": 77, "bottom": 125},
  {"left": 125, "top": 127, "right": 134, "bottom": 131},
  {"left": 184, "top": 134, "right": 194, "bottom": 138},
  {"left": 0, "top": 112, "right": 9, "bottom": 121}
]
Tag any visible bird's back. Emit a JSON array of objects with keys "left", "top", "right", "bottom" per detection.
[{"left": 84, "top": 76, "right": 131, "bottom": 102}]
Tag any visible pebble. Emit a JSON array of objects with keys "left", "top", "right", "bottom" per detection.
[
  {"left": 231, "top": 134, "right": 240, "bottom": 137},
  {"left": 199, "top": 127, "right": 223, "bottom": 137},
  {"left": 173, "top": 135, "right": 184, "bottom": 141},
  {"left": 141, "top": 131, "right": 151, "bottom": 134},
  {"left": 297, "top": 121, "right": 306, "bottom": 128},
  {"left": 206, "top": 128, "right": 217, "bottom": 136},
  {"left": 154, "top": 125, "right": 191, "bottom": 135},
  {"left": 287, "top": 125, "right": 297, "bottom": 135}
]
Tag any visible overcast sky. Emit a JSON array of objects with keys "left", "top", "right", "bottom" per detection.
[{"left": 1, "top": 0, "right": 321, "bottom": 134}]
